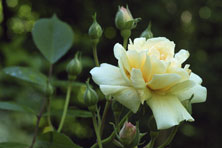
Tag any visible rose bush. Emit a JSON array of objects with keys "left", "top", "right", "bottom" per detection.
[{"left": 90, "top": 37, "right": 207, "bottom": 129}]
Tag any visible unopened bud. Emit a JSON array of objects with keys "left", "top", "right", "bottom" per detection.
[
  {"left": 66, "top": 52, "right": 82, "bottom": 80},
  {"left": 115, "top": 6, "right": 141, "bottom": 31},
  {"left": 84, "top": 79, "right": 99, "bottom": 110},
  {"left": 119, "top": 122, "right": 137, "bottom": 146},
  {"left": 88, "top": 13, "right": 103, "bottom": 47},
  {"left": 141, "top": 22, "right": 153, "bottom": 39}
]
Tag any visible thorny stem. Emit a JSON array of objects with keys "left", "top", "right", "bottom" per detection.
[
  {"left": 57, "top": 83, "right": 72, "bottom": 132},
  {"left": 29, "top": 97, "right": 47, "bottom": 148}
]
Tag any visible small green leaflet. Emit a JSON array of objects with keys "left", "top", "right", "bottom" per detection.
[
  {"left": 3, "top": 66, "right": 47, "bottom": 87},
  {"left": 0, "top": 101, "right": 35, "bottom": 114},
  {"left": 32, "top": 15, "right": 74, "bottom": 64}
]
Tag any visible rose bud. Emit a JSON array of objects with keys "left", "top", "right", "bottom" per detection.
[
  {"left": 88, "top": 13, "right": 103, "bottom": 47},
  {"left": 66, "top": 52, "right": 82, "bottom": 80},
  {"left": 141, "top": 22, "right": 153, "bottom": 39},
  {"left": 119, "top": 122, "right": 137, "bottom": 146},
  {"left": 84, "top": 79, "right": 99, "bottom": 111}
]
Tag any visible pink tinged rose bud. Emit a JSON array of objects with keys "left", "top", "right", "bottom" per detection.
[
  {"left": 120, "top": 6, "right": 133, "bottom": 22},
  {"left": 115, "top": 6, "right": 134, "bottom": 30},
  {"left": 119, "top": 122, "right": 136, "bottom": 145}
]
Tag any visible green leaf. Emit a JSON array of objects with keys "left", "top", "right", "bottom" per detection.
[
  {"left": 32, "top": 15, "right": 74, "bottom": 64},
  {"left": 0, "top": 142, "right": 28, "bottom": 148},
  {"left": 3, "top": 66, "right": 47, "bottom": 87},
  {"left": 35, "top": 132, "right": 82, "bottom": 148},
  {"left": 45, "top": 108, "right": 92, "bottom": 118},
  {"left": 0, "top": 101, "right": 35, "bottom": 114}
]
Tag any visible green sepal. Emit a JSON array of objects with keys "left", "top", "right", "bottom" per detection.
[
  {"left": 182, "top": 94, "right": 194, "bottom": 114},
  {"left": 141, "top": 21, "right": 153, "bottom": 39}
]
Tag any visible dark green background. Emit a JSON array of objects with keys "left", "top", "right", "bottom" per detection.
[{"left": 0, "top": 0, "right": 221, "bottom": 148}]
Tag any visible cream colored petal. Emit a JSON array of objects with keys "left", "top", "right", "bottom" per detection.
[
  {"left": 118, "top": 60, "right": 131, "bottom": 84},
  {"left": 191, "top": 85, "right": 207, "bottom": 103},
  {"left": 127, "top": 50, "right": 141, "bottom": 69},
  {"left": 90, "top": 63, "right": 128, "bottom": 86},
  {"left": 148, "top": 73, "right": 181, "bottom": 90},
  {"left": 113, "top": 87, "right": 141, "bottom": 113},
  {"left": 190, "top": 72, "right": 202, "bottom": 84},
  {"left": 175, "top": 49, "right": 189, "bottom": 65},
  {"left": 137, "top": 88, "right": 152, "bottom": 104},
  {"left": 114, "top": 43, "right": 125, "bottom": 60},
  {"left": 150, "top": 56, "right": 167, "bottom": 75},
  {"left": 146, "top": 37, "right": 171, "bottom": 45},
  {"left": 167, "top": 67, "right": 190, "bottom": 82},
  {"left": 146, "top": 37, "right": 175, "bottom": 59},
  {"left": 174, "top": 83, "right": 207, "bottom": 103},
  {"left": 100, "top": 85, "right": 129, "bottom": 96},
  {"left": 130, "top": 68, "right": 146, "bottom": 88},
  {"left": 120, "top": 49, "right": 131, "bottom": 72},
  {"left": 128, "top": 37, "right": 146, "bottom": 51},
  {"left": 147, "top": 94, "right": 194, "bottom": 130},
  {"left": 168, "top": 80, "right": 195, "bottom": 94},
  {"left": 133, "top": 37, "right": 146, "bottom": 45},
  {"left": 142, "top": 55, "right": 152, "bottom": 82},
  {"left": 148, "top": 48, "right": 160, "bottom": 59}
]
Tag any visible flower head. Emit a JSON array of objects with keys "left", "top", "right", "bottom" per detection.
[
  {"left": 119, "top": 122, "right": 137, "bottom": 145},
  {"left": 115, "top": 6, "right": 140, "bottom": 30},
  {"left": 66, "top": 52, "right": 82, "bottom": 78},
  {"left": 90, "top": 37, "right": 207, "bottom": 129}
]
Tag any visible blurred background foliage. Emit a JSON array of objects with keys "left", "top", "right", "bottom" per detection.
[{"left": 0, "top": 0, "right": 221, "bottom": 148}]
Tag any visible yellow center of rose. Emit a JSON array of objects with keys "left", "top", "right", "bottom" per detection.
[{"left": 118, "top": 37, "right": 191, "bottom": 93}]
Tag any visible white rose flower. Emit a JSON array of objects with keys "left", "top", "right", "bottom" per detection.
[{"left": 90, "top": 37, "right": 207, "bottom": 130}]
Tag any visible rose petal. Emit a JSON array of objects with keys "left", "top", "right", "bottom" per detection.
[
  {"left": 127, "top": 50, "right": 146, "bottom": 69},
  {"left": 120, "top": 50, "right": 131, "bottom": 72},
  {"left": 167, "top": 67, "right": 190, "bottom": 82},
  {"left": 142, "top": 55, "right": 152, "bottom": 82},
  {"left": 147, "top": 37, "right": 175, "bottom": 59},
  {"left": 148, "top": 73, "right": 181, "bottom": 90},
  {"left": 190, "top": 72, "right": 202, "bottom": 84},
  {"left": 114, "top": 43, "right": 126, "bottom": 60},
  {"left": 90, "top": 63, "right": 128, "bottom": 86},
  {"left": 150, "top": 56, "right": 167, "bottom": 75},
  {"left": 174, "top": 84, "right": 207, "bottom": 103},
  {"left": 191, "top": 85, "right": 207, "bottom": 103},
  {"left": 128, "top": 37, "right": 147, "bottom": 51},
  {"left": 102, "top": 85, "right": 140, "bottom": 113},
  {"left": 147, "top": 94, "right": 194, "bottom": 130},
  {"left": 137, "top": 88, "right": 152, "bottom": 104},
  {"left": 168, "top": 80, "right": 195, "bottom": 95},
  {"left": 130, "top": 68, "right": 146, "bottom": 89},
  {"left": 175, "top": 49, "right": 189, "bottom": 65}
]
